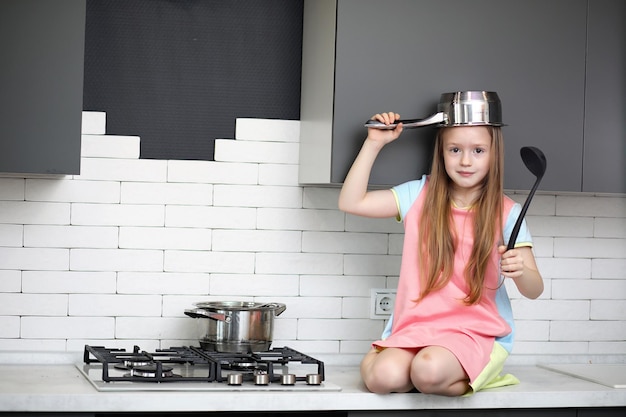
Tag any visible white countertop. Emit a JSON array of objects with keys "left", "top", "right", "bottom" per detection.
[{"left": 1, "top": 355, "right": 625, "bottom": 413}]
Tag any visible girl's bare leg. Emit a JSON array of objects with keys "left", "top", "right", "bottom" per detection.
[
  {"left": 410, "top": 346, "right": 470, "bottom": 396},
  {"left": 360, "top": 347, "right": 418, "bottom": 393}
]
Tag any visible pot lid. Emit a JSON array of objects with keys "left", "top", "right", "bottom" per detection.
[{"left": 193, "top": 301, "right": 286, "bottom": 312}]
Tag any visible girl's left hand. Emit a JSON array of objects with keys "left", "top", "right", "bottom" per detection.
[{"left": 498, "top": 245, "right": 524, "bottom": 278}]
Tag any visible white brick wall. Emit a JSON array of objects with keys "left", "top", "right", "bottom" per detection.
[{"left": 0, "top": 112, "right": 624, "bottom": 357}]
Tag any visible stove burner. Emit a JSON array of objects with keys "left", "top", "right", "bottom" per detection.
[
  {"left": 129, "top": 364, "right": 176, "bottom": 379},
  {"left": 123, "top": 359, "right": 153, "bottom": 368},
  {"left": 113, "top": 359, "right": 153, "bottom": 371},
  {"left": 228, "top": 360, "right": 258, "bottom": 370}
]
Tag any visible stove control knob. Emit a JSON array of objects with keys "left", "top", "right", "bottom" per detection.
[
  {"left": 227, "top": 373, "right": 243, "bottom": 386},
  {"left": 281, "top": 374, "right": 296, "bottom": 385},
  {"left": 306, "top": 374, "right": 322, "bottom": 385},
  {"left": 254, "top": 372, "right": 270, "bottom": 386}
]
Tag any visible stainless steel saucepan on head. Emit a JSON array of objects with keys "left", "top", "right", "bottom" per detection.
[{"left": 365, "top": 90, "right": 504, "bottom": 129}]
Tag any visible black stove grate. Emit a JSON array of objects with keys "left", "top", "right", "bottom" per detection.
[
  {"left": 83, "top": 345, "right": 325, "bottom": 384},
  {"left": 84, "top": 345, "right": 215, "bottom": 382}
]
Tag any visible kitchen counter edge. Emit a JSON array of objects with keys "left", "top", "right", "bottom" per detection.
[{"left": 0, "top": 363, "right": 625, "bottom": 412}]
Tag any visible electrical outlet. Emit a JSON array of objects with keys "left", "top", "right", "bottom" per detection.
[{"left": 370, "top": 288, "right": 396, "bottom": 319}]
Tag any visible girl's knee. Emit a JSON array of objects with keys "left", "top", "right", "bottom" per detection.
[
  {"left": 410, "top": 353, "right": 443, "bottom": 392},
  {"left": 410, "top": 349, "right": 468, "bottom": 396},
  {"left": 360, "top": 349, "right": 414, "bottom": 393}
]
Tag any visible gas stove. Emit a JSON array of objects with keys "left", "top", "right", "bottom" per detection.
[{"left": 77, "top": 345, "right": 341, "bottom": 391}]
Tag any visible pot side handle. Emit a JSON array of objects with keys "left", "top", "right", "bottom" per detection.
[
  {"left": 275, "top": 303, "right": 286, "bottom": 316},
  {"left": 260, "top": 303, "right": 287, "bottom": 316},
  {"left": 364, "top": 112, "right": 447, "bottom": 129},
  {"left": 184, "top": 308, "right": 232, "bottom": 323}
]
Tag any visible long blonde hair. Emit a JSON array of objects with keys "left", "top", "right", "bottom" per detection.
[{"left": 417, "top": 126, "right": 504, "bottom": 305}]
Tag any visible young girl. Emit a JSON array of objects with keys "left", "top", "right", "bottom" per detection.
[{"left": 339, "top": 112, "right": 543, "bottom": 397}]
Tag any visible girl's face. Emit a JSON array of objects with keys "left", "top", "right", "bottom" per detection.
[{"left": 441, "top": 126, "right": 492, "bottom": 193}]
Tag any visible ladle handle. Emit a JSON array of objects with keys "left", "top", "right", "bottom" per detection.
[{"left": 507, "top": 178, "right": 540, "bottom": 251}]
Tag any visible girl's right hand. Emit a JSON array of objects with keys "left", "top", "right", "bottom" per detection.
[{"left": 367, "top": 112, "right": 404, "bottom": 145}]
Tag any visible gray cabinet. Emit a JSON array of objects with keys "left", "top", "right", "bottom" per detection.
[
  {"left": 582, "top": 0, "right": 625, "bottom": 193},
  {"left": 0, "top": 0, "right": 85, "bottom": 175},
  {"left": 299, "top": 0, "right": 624, "bottom": 193}
]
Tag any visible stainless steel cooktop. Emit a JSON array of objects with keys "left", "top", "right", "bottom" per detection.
[{"left": 77, "top": 345, "right": 341, "bottom": 392}]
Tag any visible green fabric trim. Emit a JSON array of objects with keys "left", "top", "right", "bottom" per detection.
[{"left": 464, "top": 342, "right": 520, "bottom": 396}]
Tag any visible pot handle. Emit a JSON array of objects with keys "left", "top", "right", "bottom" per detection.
[
  {"left": 259, "top": 303, "right": 287, "bottom": 316},
  {"left": 364, "top": 112, "right": 447, "bottom": 130},
  {"left": 184, "top": 308, "right": 232, "bottom": 323}
]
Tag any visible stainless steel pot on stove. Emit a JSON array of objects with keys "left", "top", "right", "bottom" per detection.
[
  {"left": 364, "top": 90, "right": 504, "bottom": 129},
  {"left": 184, "top": 301, "right": 286, "bottom": 352}
]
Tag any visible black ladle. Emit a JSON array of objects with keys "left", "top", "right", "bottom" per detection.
[{"left": 507, "top": 146, "right": 547, "bottom": 250}]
